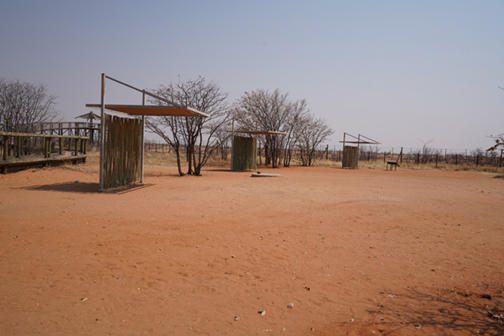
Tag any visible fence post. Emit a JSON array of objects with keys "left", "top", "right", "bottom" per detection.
[{"left": 435, "top": 153, "right": 438, "bottom": 169}]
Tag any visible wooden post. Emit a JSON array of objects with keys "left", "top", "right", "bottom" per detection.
[
  {"left": 3, "top": 136, "right": 8, "bottom": 161},
  {"left": 83, "top": 138, "right": 87, "bottom": 155},
  {"left": 2, "top": 137, "right": 7, "bottom": 172},
  {"left": 400, "top": 147, "right": 403, "bottom": 164},
  {"left": 16, "top": 137, "right": 21, "bottom": 158},
  {"left": 435, "top": 153, "right": 438, "bottom": 169},
  {"left": 141, "top": 91, "right": 146, "bottom": 183},
  {"left": 59, "top": 123, "right": 63, "bottom": 155},
  {"left": 99, "top": 73, "right": 106, "bottom": 191},
  {"left": 499, "top": 149, "right": 503, "bottom": 171}
]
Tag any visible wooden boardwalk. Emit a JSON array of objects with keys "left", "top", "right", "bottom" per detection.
[{"left": 0, "top": 132, "right": 88, "bottom": 174}]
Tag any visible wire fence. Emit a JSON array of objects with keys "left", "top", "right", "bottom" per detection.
[
  {"left": 321, "top": 145, "right": 504, "bottom": 169},
  {"left": 141, "top": 141, "right": 503, "bottom": 170}
]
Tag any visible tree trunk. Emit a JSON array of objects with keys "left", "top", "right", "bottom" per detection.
[{"left": 174, "top": 146, "right": 185, "bottom": 176}]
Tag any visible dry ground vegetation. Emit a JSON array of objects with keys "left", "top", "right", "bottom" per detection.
[
  {"left": 0, "top": 149, "right": 503, "bottom": 336},
  {"left": 140, "top": 149, "right": 504, "bottom": 174}
]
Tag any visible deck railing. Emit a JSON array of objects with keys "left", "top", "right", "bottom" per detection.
[{"left": 0, "top": 132, "right": 89, "bottom": 173}]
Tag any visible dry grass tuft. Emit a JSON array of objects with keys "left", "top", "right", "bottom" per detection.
[{"left": 84, "top": 149, "right": 503, "bottom": 175}]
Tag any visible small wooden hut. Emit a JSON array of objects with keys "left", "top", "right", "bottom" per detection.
[
  {"left": 87, "top": 74, "right": 208, "bottom": 191},
  {"left": 231, "top": 131, "right": 286, "bottom": 171},
  {"left": 340, "top": 133, "right": 380, "bottom": 169}
]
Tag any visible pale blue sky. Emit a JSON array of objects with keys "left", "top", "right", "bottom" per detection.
[{"left": 1, "top": 0, "right": 503, "bottom": 151}]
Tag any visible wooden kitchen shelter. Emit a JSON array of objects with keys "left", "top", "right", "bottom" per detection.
[
  {"left": 87, "top": 74, "right": 208, "bottom": 191},
  {"left": 340, "top": 133, "right": 380, "bottom": 169},
  {"left": 231, "top": 131, "right": 287, "bottom": 171}
]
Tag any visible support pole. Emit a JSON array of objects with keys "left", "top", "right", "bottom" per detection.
[
  {"left": 141, "top": 91, "right": 146, "bottom": 183},
  {"left": 230, "top": 118, "right": 234, "bottom": 171},
  {"left": 59, "top": 123, "right": 63, "bottom": 155},
  {"left": 16, "top": 137, "right": 21, "bottom": 158},
  {"left": 341, "top": 132, "right": 346, "bottom": 169},
  {"left": 99, "top": 73, "right": 106, "bottom": 191},
  {"left": 357, "top": 134, "right": 361, "bottom": 169},
  {"left": 499, "top": 149, "right": 503, "bottom": 172},
  {"left": 3, "top": 136, "right": 9, "bottom": 160},
  {"left": 254, "top": 135, "right": 258, "bottom": 170}
]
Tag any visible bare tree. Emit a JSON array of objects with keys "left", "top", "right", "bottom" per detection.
[
  {"left": 0, "top": 78, "right": 58, "bottom": 133},
  {"left": 420, "top": 139, "right": 434, "bottom": 164},
  {"left": 145, "top": 113, "right": 186, "bottom": 176},
  {"left": 297, "top": 116, "right": 334, "bottom": 166},
  {"left": 281, "top": 99, "right": 309, "bottom": 167},
  {"left": 233, "top": 89, "right": 310, "bottom": 168},
  {"left": 487, "top": 133, "right": 504, "bottom": 151},
  {"left": 146, "top": 77, "right": 230, "bottom": 176},
  {"left": 214, "top": 122, "right": 232, "bottom": 160}
]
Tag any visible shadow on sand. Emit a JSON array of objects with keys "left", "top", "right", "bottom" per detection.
[
  {"left": 323, "top": 285, "right": 503, "bottom": 335},
  {"left": 20, "top": 182, "right": 154, "bottom": 194}
]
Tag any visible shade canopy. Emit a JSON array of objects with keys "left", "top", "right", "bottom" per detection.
[
  {"left": 340, "top": 133, "right": 381, "bottom": 145},
  {"left": 235, "top": 130, "right": 287, "bottom": 135},
  {"left": 75, "top": 111, "right": 101, "bottom": 121},
  {"left": 86, "top": 104, "right": 209, "bottom": 117}
]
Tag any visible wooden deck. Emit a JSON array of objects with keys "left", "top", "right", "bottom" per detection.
[
  {"left": 1, "top": 132, "right": 89, "bottom": 174},
  {"left": 0, "top": 155, "right": 87, "bottom": 174}
]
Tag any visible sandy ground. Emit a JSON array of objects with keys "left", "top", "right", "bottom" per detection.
[{"left": 0, "top": 161, "right": 503, "bottom": 335}]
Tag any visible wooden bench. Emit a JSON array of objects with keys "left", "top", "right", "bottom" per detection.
[
  {"left": 386, "top": 160, "right": 400, "bottom": 171},
  {"left": 386, "top": 148, "right": 402, "bottom": 171}
]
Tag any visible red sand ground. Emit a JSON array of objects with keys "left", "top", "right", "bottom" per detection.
[{"left": 0, "top": 162, "right": 503, "bottom": 335}]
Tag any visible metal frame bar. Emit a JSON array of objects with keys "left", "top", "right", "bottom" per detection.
[
  {"left": 339, "top": 132, "right": 381, "bottom": 145},
  {"left": 141, "top": 92, "right": 145, "bottom": 183},
  {"left": 105, "top": 75, "right": 184, "bottom": 109},
  {"left": 99, "top": 74, "right": 106, "bottom": 191}
]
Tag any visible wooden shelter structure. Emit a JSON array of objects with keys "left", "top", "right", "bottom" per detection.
[
  {"left": 340, "top": 133, "right": 380, "bottom": 169},
  {"left": 231, "top": 130, "right": 286, "bottom": 171},
  {"left": 74, "top": 112, "right": 101, "bottom": 144},
  {"left": 86, "top": 74, "right": 208, "bottom": 191},
  {"left": 76, "top": 111, "right": 101, "bottom": 122}
]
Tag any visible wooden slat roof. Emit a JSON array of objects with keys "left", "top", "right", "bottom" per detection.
[
  {"left": 235, "top": 130, "right": 287, "bottom": 135},
  {"left": 85, "top": 104, "right": 209, "bottom": 117}
]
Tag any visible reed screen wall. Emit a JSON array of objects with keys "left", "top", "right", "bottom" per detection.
[
  {"left": 232, "top": 136, "right": 256, "bottom": 171},
  {"left": 103, "top": 115, "right": 142, "bottom": 189},
  {"left": 342, "top": 146, "right": 359, "bottom": 169}
]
